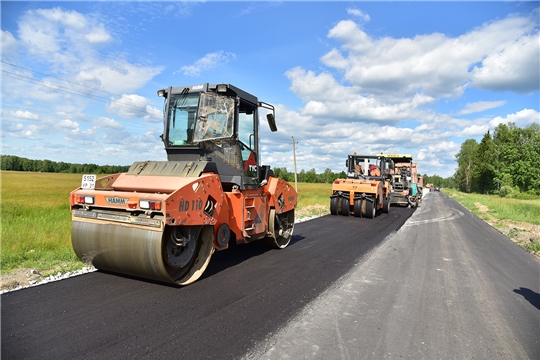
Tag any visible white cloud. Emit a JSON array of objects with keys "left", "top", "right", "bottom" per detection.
[
  {"left": 9, "top": 110, "right": 39, "bottom": 120},
  {"left": 458, "top": 100, "right": 506, "bottom": 115},
  {"left": 84, "top": 26, "right": 112, "bottom": 44},
  {"left": 36, "top": 7, "right": 87, "bottom": 29},
  {"left": 84, "top": 62, "right": 163, "bottom": 94},
  {"left": 57, "top": 119, "right": 79, "bottom": 130},
  {"left": 2, "top": 30, "right": 18, "bottom": 56},
  {"left": 317, "top": 13, "right": 538, "bottom": 101},
  {"left": 106, "top": 94, "right": 162, "bottom": 122},
  {"left": 346, "top": 8, "right": 370, "bottom": 22},
  {"left": 285, "top": 67, "right": 434, "bottom": 124},
  {"left": 5, "top": 123, "right": 41, "bottom": 139},
  {"left": 488, "top": 108, "right": 540, "bottom": 128},
  {"left": 457, "top": 124, "right": 490, "bottom": 137},
  {"left": 97, "top": 117, "right": 124, "bottom": 129},
  {"left": 179, "top": 51, "right": 236, "bottom": 77},
  {"left": 15, "top": 8, "right": 162, "bottom": 94},
  {"left": 472, "top": 32, "right": 540, "bottom": 93}
]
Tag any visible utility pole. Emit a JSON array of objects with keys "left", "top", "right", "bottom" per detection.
[{"left": 291, "top": 136, "right": 298, "bottom": 192}]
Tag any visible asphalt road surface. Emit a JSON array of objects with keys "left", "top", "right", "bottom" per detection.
[
  {"left": 245, "top": 191, "right": 540, "bottom": 359},
  {"left": 2, "top": 192, "right": 539, "bottom": 359},
  {"left": 2, "top": 202, "right": 412, "bottom": 359}
]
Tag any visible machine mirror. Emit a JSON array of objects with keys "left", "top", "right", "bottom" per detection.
[
  {"left": 345, "top": 159, "right": 349, "bottom": 167},
  {"left": 267, "top": 113, "right": 277, "bottom": 132}
]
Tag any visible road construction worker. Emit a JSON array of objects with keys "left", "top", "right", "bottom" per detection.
[
  {"left": 354, "top": 160, "right": 364, "bottom": 176},
  {"left": 369, "top": 164, "right": 381, "bottom": 177}
]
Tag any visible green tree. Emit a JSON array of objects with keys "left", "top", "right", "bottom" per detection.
[
  {"left": 304, "top": 168, "right": 317, "bottom": 183},
  {"left": 476, "top": 130, "right": 497, "bottom": 194},
  {"left": 454, "top": 139, "right": 478, "bottom": 193},
  {"left": 319, "top": 168, "right": 334, "bottom": 183}
]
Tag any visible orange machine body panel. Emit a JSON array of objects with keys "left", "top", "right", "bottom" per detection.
[{"left": 70, "top": 172, "right": 297, "bottom": 250}]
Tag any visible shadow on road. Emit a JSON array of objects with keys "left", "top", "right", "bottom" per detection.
[
  {"left": 202, "top": 234, "right": 306, "bottom": 278},
  {"left": 513, "top": 287, "right": 540, "bottom": 311}
]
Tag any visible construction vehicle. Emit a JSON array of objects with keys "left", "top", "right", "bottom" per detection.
[
  {"left": 382, "top": 154, "right": 422, "bottom": 207},
  {"left": 329, "top": 154, "right": 393, "bottom": 218},
  {"left": 69, "top": 83, "right": 297, "bottom": 285}
]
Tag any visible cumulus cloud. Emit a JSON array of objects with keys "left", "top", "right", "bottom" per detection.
[
  {"left": 457, "top": 124, "right": 490, "bottom": 137},
  {"left": 5, "top": 123, "right": 41, "bottom": 139},
  {"left": 458, "top": 100, "right": 506, "bottom": 115},
  {"left": 285, "top": 67, "right": 434, "bottom": 124},
  {"left": 488, "top": 108, "right": 540, "bottom": 128},
  {"left": 15, "top": 7, "right": 162, "bottom": 94},
  {"left": 84, "top": 26, "right": 112, "bottom": 44},
  {"left": 106, "top": 94, "right": 162, "bottom": 122},
  {"left": 88, "top": 63, "right": 163, "bottom": 94},
  {"left": 2, "top": 30, "right": 18, "bottom": 56},
  {"left": 346, "top": 8, "right": 370, "bottom": 22},
  {"left": 471, "top": 32, "right": 540, "bottom": 93},
  {"left": 311, "top": 13, "right": 539, "bottom": 104},
  {"left": 9, "top": 110, "right": 39, "bottom": 120},
  {"left": 178, "top": 51, "right": 236, "bottom": 77},
  {"left": 97, "top": 117, "right": 124, "bottom": 129}
]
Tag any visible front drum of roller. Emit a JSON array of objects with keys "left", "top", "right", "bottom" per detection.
[{"left": 72, "top": 220, "right": 214, "bottom": 286}]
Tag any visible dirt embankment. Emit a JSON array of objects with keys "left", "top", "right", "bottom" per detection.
[{"left": 472, "top": 201, "right": 540, "bottom": 260}]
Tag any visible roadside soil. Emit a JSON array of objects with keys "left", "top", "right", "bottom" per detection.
[
  {"left": 1, "top": 268, "right": 48, "bottom": 292},
  {"left": 472, "top": 201, "right": 540, "bottom": 260}
]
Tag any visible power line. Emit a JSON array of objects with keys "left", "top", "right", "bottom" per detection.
[
  {"left": 1, "top": 61, "right": 162, "bottom": 113},
  {"left": 1, "top": 60, "right": 122, "bottom": 99},
  {"left": 2, "top": 70, "right": 159, "bottom": 115}
]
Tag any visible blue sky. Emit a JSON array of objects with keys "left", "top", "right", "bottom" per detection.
[{"left": 2, "top": 1, "right": 539, "bottom": 178}]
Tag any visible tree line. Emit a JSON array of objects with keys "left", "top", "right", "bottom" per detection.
[
  {"left": 2, "top": 154, "right": 453, "bottom": 188},
  {"left": 0, "top": 155, "right": 131, "bottom": 174},
  {"left": 454, "top": 122, "right": 540, "bottom": 197}
]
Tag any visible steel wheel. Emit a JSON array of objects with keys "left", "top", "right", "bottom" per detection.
[
  {"left": 267, "top": 208, "right": 295, "bottom": 249},
  {"left": 164, "top": 227, "right": 199, "bottom": 269},
  {"left": 162, "top": 225, "right": 215, "bottom": 285}
]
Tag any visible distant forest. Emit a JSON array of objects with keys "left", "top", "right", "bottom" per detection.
[
  {"left": 1, "top": 154, "right": 448, "bottom": 186},
  {"left": 0, "top": 155, "right": 130, "bottom": 174}
]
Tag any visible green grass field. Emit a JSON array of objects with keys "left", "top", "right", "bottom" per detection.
[
  {"left": 1, "top": 171, "right": 84, "bottom": 274},
  {"left": 0, "top": 172, "right": 334, "bottom": 275},
  {"left": 442, "top": 188, "right": 540, "bottom": 225},
  {"left": 442, "top": 188, "right": 540, "bottom": 254}
]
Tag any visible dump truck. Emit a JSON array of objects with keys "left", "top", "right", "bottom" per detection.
[
  {"left": 69, "top": 83, "right": 297, "bottom": 285},
  {"left": 382, "top": 154, "right": 422, "bottom": 207},
  {"left": 330, "top": 154, "right": 393, "bottom": 218}
]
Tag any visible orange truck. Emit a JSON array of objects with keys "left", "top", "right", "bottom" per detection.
[
  {"left": 69, "top": 83, "right": 297, "bottom": 286},
  {"left": 330, "top": 154, "right": 393, "bottom": 218}
]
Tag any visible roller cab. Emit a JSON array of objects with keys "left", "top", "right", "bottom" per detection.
[{"left": 70, "top": 84, "right": 297, "bottom": 285}]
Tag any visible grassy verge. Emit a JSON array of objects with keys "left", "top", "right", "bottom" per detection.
[
  {"left": 1, "top": 171, "right": 85, "bottom": 275},
  {"left": 296, "top": 183, "right": 332, "bottom": 219},
  {"left": 442, "top": 188, "right": 540, "bottom": 257},
  {"left": 1, "top": 173, "right": 333, "bottom": 277}
]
